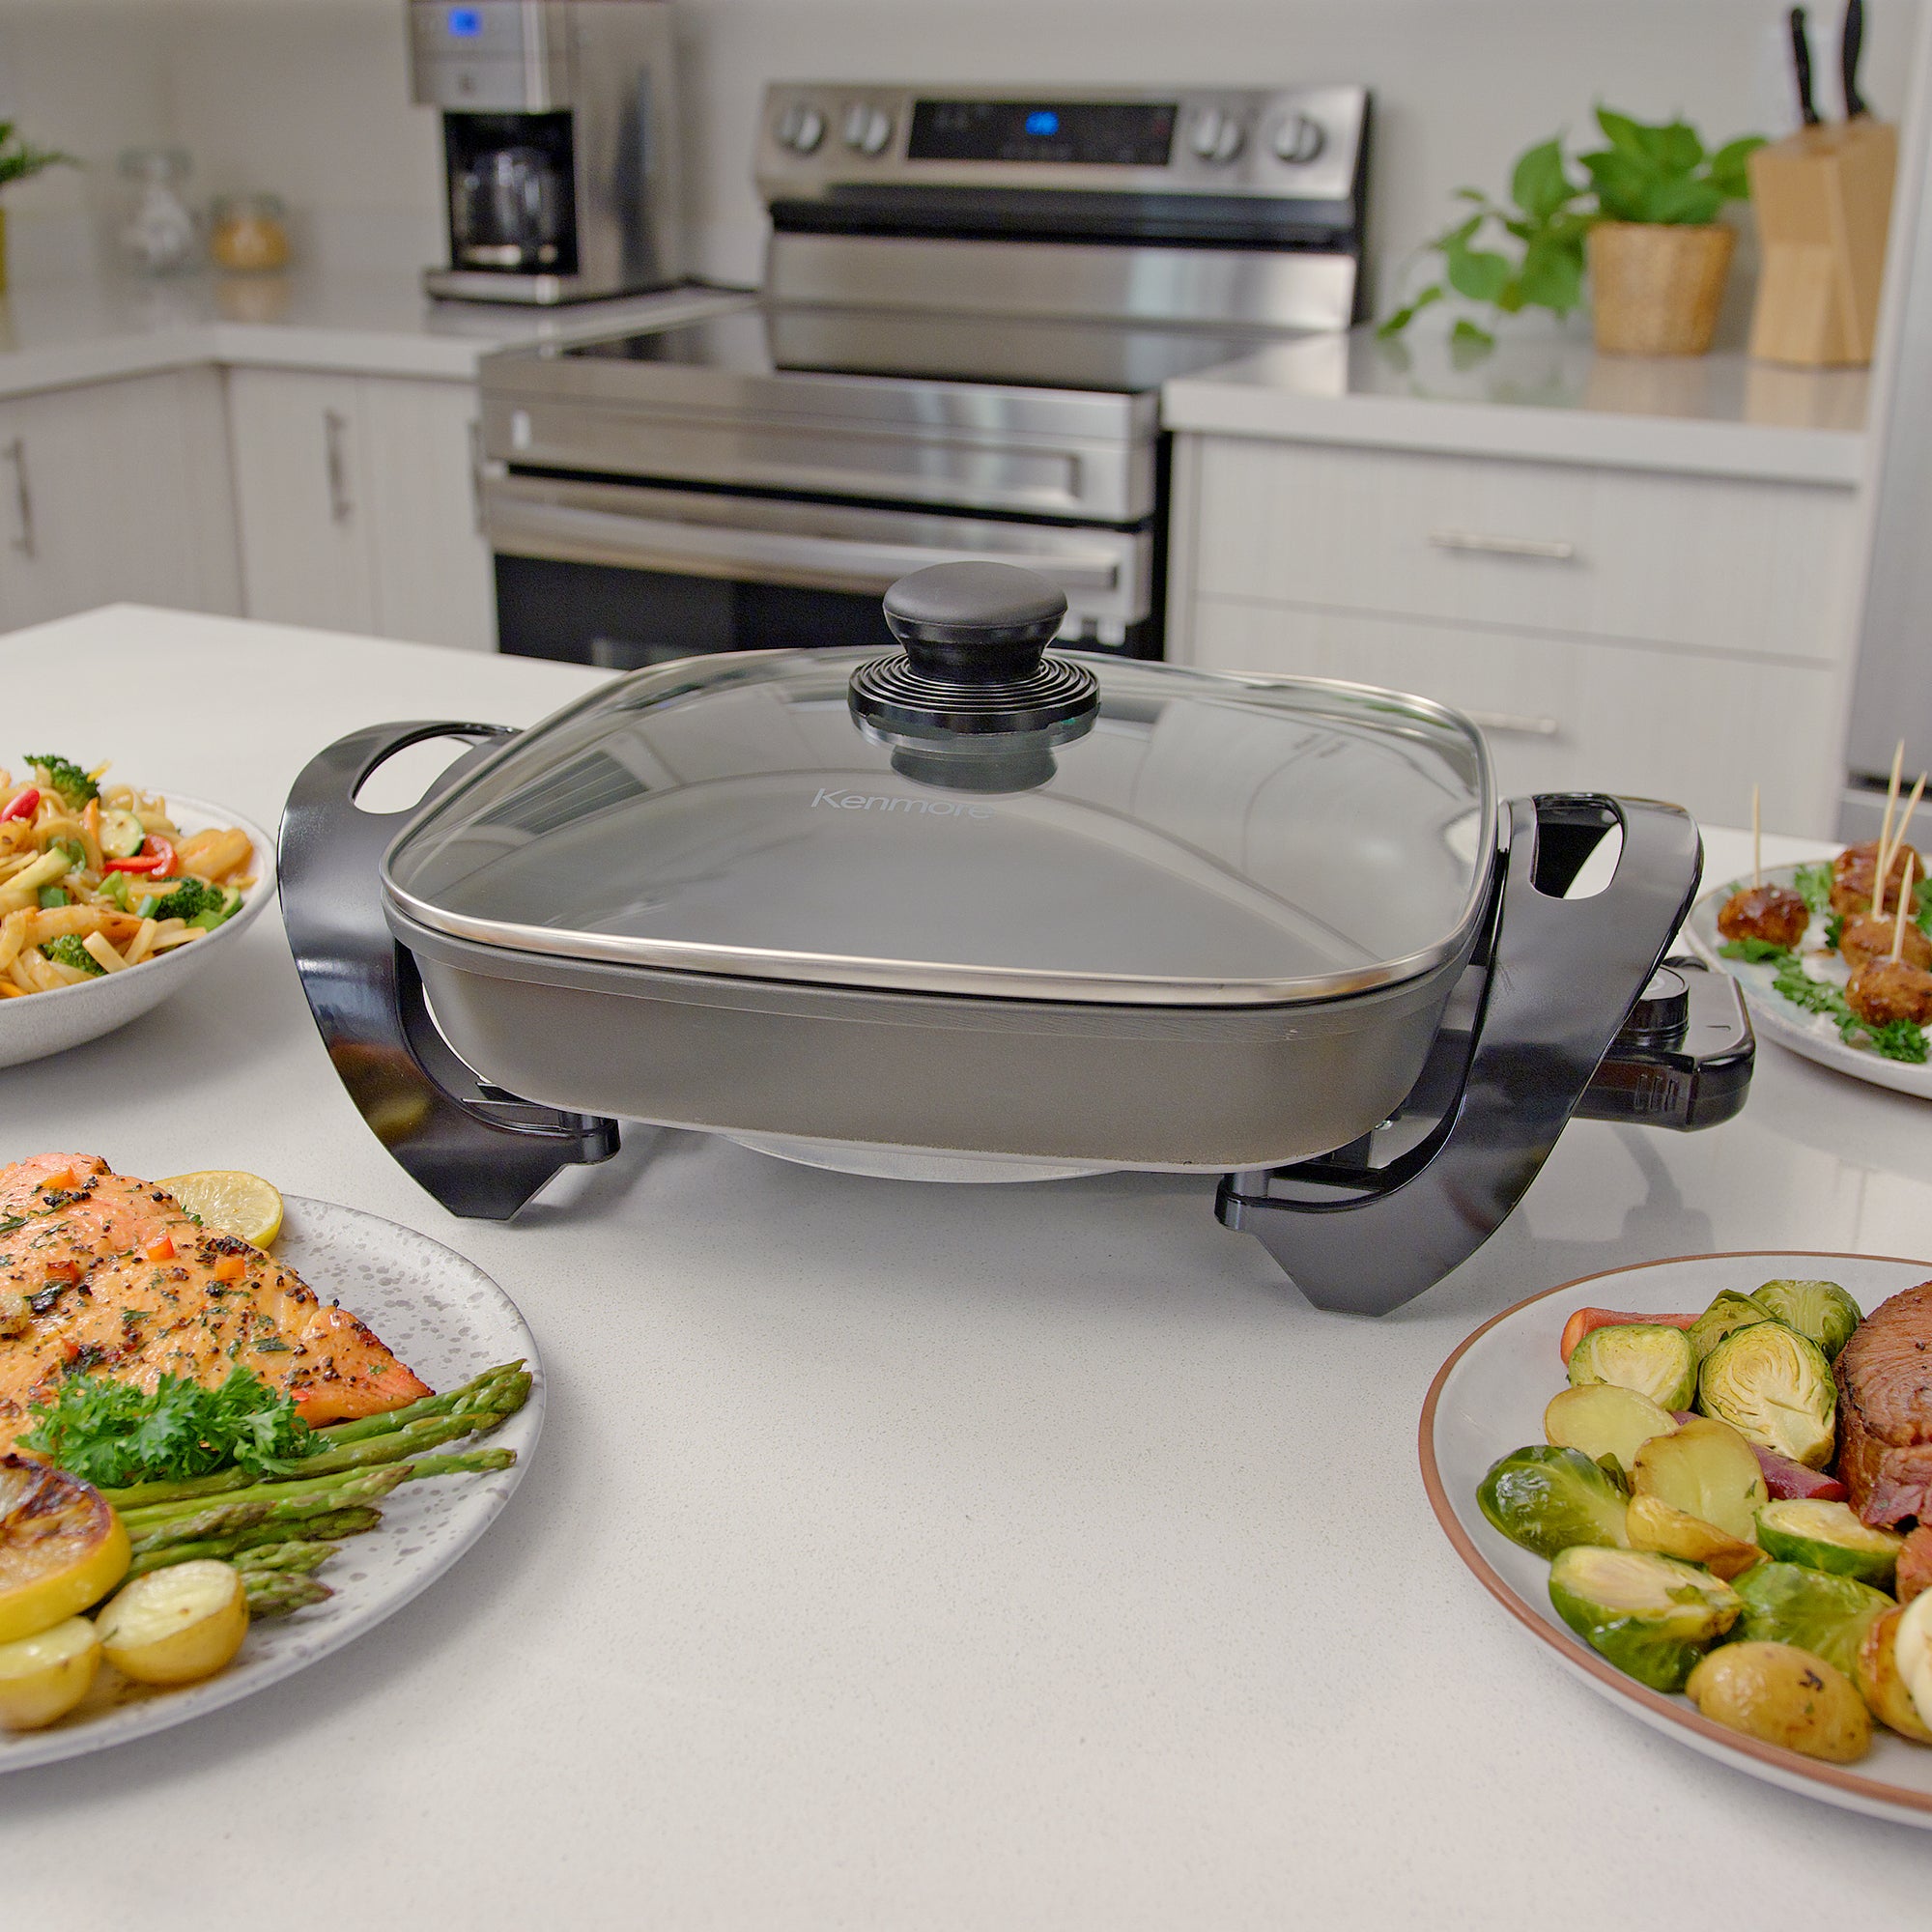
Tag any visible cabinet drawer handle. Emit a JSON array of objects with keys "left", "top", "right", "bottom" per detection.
[
  {"left": 324, "top": 410, "right": 354, "bottom": 525},
  {"left": 468, "top": 418, "right": 487, "bottom": 535},
  {"left": 5, "top": 438, "right": 34, "bottom": 559},
  {"left": 1464, "top": 708, "right": 1562, "bottom": 739},
  {"left": 1429, "top": 527, "right": 1577, "bottom": 561}
]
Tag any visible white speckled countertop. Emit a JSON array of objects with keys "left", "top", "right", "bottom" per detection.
[
  {"left": 0, "top": 604, "right": 1926, "bottom": 1926},
  {"left": 0, "top": 270, "right": 749, "bottom": 395},
  {"left": 1162, "top": 325, "right": 1872, "bottom": 485}
]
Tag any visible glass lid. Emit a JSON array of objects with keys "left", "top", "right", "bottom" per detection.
[{"left": 384, "top": 570, "right": 1494, "bottom": 1008}]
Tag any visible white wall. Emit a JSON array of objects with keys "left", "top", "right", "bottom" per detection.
[{"left": 0, "top": 0, "right": 1921, "bottom": 297}]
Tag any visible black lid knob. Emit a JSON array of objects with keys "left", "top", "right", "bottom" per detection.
[
  {"left": 854, "top": 562, "right": 1098, "bottom": 754},
  {"left": 1617, "top": 964, "right": 1690, "bottom": 1048}
]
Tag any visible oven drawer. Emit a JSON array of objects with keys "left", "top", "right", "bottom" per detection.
[
  {"left": 1187, "top": 596, "right": 1843, "bottom": 833},
  {"left": 1189, "top": 437, "right": 1857, "bottom": 664},
  {"left": 487, "top": 471, "right": 1154, "bottom": 636}
]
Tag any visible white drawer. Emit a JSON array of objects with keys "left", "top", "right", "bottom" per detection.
[
  {"left": 1188, "top": 436, "right": 1858, "bottom": 665},
  {"left": 1187, "top": 596, "right": 1844, "bottom": 836}
]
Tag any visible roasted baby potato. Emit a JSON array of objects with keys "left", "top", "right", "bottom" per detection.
[
  {"left": 97, "top": 1560, "right": 248, "bottom": 1687},
  {"left": 1686, "top": 1641, "right": 1871, "bottom": 1762},
  {"left": 1543, "top": 1383, "right": 1677, "bottom": 1476},
  {"left": 1626, "top": 1494, "right": 1763, "bottom": 1580},
  {"left": 1631, "top": 1415, "right": 1768, "bottom": 1546},
  {"left": 0, "top": 1615, "right": 100, "bottom": 1732},
  {"left": 1855, "top": 1606, "right": 1932, "bottom": 1743}
]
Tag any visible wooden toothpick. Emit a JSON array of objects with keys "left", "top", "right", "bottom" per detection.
[
  {"left": 1751, "top": 783, "right": 1761, "bottom": 889},
  {"left": 1894, "top": 852, "right": 1917, "bottom": 962}
]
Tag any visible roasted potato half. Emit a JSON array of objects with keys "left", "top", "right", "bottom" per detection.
[
  {"left": 1687, "top": 1641, "right": 1871, "bottom": 1762},
  {"left": 97, "top": 1560, "right": 248, "bottom": 1687}
]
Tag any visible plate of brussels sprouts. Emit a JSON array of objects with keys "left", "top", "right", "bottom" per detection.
[{"left": 1422, "top": 1252, "right": 1932, "bottom": 1828}]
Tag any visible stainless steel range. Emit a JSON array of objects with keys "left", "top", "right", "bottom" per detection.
[{"left": 479, "top": 81, "right": 1371, "bottom": 667}]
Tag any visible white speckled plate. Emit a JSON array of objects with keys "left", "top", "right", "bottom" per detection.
[
  {"left": 0, "top": 1195, "right": 542, "bottom": 1772},
  {"left": 1422, "top": 1252, "right": 1932, "bottom": 1830},
  {"left": 1684, "top": 866, "right": 1932, "bottom": 1100},
  {"left": 0, "top": 794, "right": 277, "bottom": 1070}
]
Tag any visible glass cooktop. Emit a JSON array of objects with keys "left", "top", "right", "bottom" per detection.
[{"left": 560, "top": 302, "right": 1293, "bottom": 397}]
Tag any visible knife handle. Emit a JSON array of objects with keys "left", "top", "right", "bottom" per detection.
[
  {"left": 1842, "top": 0, "right": 1867, "bottom": 119},
  {"left": 1791, "top": 5, "right": 1822, "bottom": 125}
]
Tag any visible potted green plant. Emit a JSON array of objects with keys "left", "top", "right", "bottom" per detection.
[
  {"left": 0, "top": 123, "right": 78, "bottom": 296},
  {"left": 1382, "top": 109, "right": 1764, "bottom": 356}
]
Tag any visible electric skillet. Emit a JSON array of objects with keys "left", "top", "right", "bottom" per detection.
[{"left": 278, "top": 562, "right": 1752, "bottom": 1316}]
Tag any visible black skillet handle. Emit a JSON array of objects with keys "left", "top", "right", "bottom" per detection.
[
  {"left": 278, "top": 722, "right": 620, "bottom": 1221},
  {"left": 1218, "top": 794, "right": 1731, "bottom": 1317}
]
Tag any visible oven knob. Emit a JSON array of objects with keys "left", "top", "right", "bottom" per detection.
[
  {"left": 842, "top": 103, "right": 895, "bottom": 156},
  {"left": 1187, "top": 107, "right": 1245, "bottom": 165},
  {"left": 776, "top": 101, "right": 827, "bottom": 155},
  {"left": 1271, "top": 113, "right": 1326, "bottom": 165}
]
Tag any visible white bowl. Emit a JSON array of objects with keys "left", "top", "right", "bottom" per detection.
[{"left": 0, "top": 793, "right": 276, "bottom": 1070}]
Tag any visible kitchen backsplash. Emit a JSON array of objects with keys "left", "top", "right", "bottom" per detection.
[{"left": 0, "top": 0, "right": 1921, "bottom": 292}]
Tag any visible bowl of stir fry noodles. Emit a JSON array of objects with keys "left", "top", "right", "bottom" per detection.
[{"left": 0, "top": 755, "right": 274, "bottom": 1068}]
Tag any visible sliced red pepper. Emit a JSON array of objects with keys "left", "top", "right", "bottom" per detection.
[
  {"left": 43, "top": 1261, "right": 81, "bottom": 1284},
  {"left": 142, "top": 1236, "right": 176, "bottom": 1264},
  {"left": 0, "top": 787, "right": 39, "bottom": 822},
  {"left": 213, "top": 1254, "right": 247, "bottom": 1284},
  {"left": 104, "top": 837, "right": 178, "bottom": 877}
]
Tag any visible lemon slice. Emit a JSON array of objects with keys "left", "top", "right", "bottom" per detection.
[
  {"left": 160, "top": 1170, "right": 284, "bottom": 1248},
  {"left": 0, "top": 1459, "right": 130, "bottom": 1645}
]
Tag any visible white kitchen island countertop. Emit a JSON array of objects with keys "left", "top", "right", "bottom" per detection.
[
  {"left": 0, "top": 269, "right": 749, "bottom": 394},
  {"left": 1, "top": 606, "right": 1927, "bottom": 1927},
  {"left": 1162, "top": 324, "right": 1871, "bottom": 485}
]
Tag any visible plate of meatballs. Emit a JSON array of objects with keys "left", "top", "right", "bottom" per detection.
[{"left": 1687, "top": 819, "right": 1932, "bottom": 1100}]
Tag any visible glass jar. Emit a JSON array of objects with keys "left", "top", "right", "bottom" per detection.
[
  {"left": 209, "top": 193, "right": 291, "bottom": 274},
  {"left": 117, "top": 148, "right": 199, "bottom": 276}
]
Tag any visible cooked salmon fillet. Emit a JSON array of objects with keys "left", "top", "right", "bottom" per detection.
[{"left": 0, "top": 1153, "right": 432, "bottom": 1452}]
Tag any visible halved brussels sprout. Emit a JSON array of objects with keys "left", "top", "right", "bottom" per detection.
[
  {"left": 1749, "top": 1279, "right": 1862, "bottom": 1363},
  {"left": 1697, "top": 1322, "right": 1836, "bottom": 1468},
  {"left": 1548, "top": 1546, "right": 1741, "bottom": 1691},
  {"left": 1544, "top": 1383, "right": 1677, "bottom": 1475},
  {"left": 1687, "top": 1291, "right": 1776, "bottom": 1364},
  {"left": 1478, "top": 1445, "right": 1629, "bottom": 1560},
  {"left": 1733, "top": 1561, "right": 1892, "bottom": 1681},
  {"left": 1631, "top": 1415, "right": 1768, "bottom": 1546},
  {"left": 1626, "top": 1494, "right": 1763, "bottom": 1581},
  {"left": 1756, "top": 1499, "right": 1904, "bottom": 1589},
  {"left": 1686, "top": 1641, "right": 1871, "bottom": 1762},
  {"left": 1567, "top": 1322, "right": 1697, "bottom": 1412}
]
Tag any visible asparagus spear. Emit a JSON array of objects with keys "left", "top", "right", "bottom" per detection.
[
  {"left": 232, "top": 1540, "right": 342, "bottom": 1577},
  {"left": 121, "top": 1447, "right": 517, "bottom": 1552},
  {"left": 309, "top": 1362, "right": 530, "bottom": 1447},
  {"left": 243, "top": 1572, "right": 332, "bottom": 1619},
  {"left": 124, "top": 1506, "right": 384, "bottom": 1577}
]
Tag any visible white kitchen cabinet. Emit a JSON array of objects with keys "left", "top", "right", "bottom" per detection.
[
  {"left": 0, "top": 369, "right": 240, "bottom": 633},
  {"left": 1166, "top": 432, "right": 1861, "bottom": 835},
  {"left": 227, "top": 369, "right": 494, "bottom": 651}
]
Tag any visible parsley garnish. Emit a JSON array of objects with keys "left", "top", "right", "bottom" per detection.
[
  {"left": 18, "top": 1365, "right": 316, "bottom": 1486},
  {"left": 1719, "top": 938, "right": 1792, "bottom": 964},
  {"left": 1792, "top": 862, "right": 1833, "bottom": 916},
  {"left": 1771, "top": 955, "right": 1931, "bottom": 1065}
]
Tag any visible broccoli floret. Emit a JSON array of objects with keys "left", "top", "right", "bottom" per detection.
[
  {"left": 140, "top": 877, "right": 222, "bottom": 922},
  {"left": 41, "top": 935, "right": 104, "bottom": 978},
  {"left": 23, "top": 753, "right": 99, "bottom": 809}
]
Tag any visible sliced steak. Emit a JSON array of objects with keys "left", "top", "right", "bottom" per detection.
[
  {"left": 1834, "top": 1280, "right": 1932, "bottom": 1527},
  {"left": 1898, "top": 1526, "right": 1932, "bottom": 1605}
]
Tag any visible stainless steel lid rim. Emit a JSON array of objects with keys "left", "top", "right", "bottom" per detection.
[{"left": 390, "top": 908, "right": 1466, "bottom": 1040}]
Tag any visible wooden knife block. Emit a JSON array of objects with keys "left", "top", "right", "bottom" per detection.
[{"left": 1747, "top": 119, "right": 1897, "bottom": 366}]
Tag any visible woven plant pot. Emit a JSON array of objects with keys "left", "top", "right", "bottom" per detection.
[{"left": 1587, "top": 221, "right": 1736, "bottom": 356}]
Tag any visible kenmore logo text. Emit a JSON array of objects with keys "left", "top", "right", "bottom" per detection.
[{"left": 810, "top": 788, "right": 992, "bottom": 819}]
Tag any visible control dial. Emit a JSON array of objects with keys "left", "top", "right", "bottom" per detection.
[
  {"left": 842, "top": 102, "right": 895, "bottom": 156},
  {"left": 776, "top": 101, "right": 827, "bottom": 155},
  {"left": 1187, "top": 107, "right": 1245, "bottom": 165},
  {"left": 1271, "top": 113, "right": 1326, "bottom": 165}
]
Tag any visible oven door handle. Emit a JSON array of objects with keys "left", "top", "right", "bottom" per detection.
[{"left": 487, "top": 493, "right": 1125, "bottom": 595}]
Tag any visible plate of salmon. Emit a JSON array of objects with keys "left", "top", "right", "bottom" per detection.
[
  {"left": 0, "top": 1152, "right": 542, "bottom": 1771},
  {"left": 1422, "top": 1253, "right": 1932, "bottom": 1829}
]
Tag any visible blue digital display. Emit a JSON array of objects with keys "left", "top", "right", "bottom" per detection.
[
  {"left": 1024, "top": 109, "right": 1060, "bottom": 137},
  {"left": 448, "top": 7, "right": 483, "bottom": 37}
]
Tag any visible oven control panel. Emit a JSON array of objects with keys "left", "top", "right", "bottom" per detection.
[{"left": 756, "top": 83, "right": 1369, "bottom": 207}]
